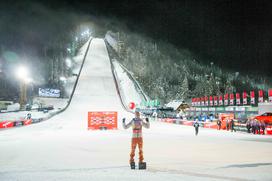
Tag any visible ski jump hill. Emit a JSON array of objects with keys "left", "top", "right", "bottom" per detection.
[{"left": 0, "top": 38, "right": 272, "bottom": 181}]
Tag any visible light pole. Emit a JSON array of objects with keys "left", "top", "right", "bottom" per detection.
[{"left": 16, "top": 66, "right": 31, "bottom": 110}]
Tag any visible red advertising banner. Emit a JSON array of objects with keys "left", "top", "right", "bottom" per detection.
[
  {"left": 229, "top": 93, "right": 234, "bottom": 105},
  {"left": 88, "top": 112, "right": 118, "bottom": 130},
  {"left": 236, "top": 93, "right": 241, "bottom": 105},
  {"left": 214, "top": 96, "right": 218, "bottom": 106},
  {"left": 0, "top": 121, "right": 14, "bottom": 129},
  {"left": 250, "top": 91, "right": 255, "bottom": 104},
  {"left": 23, "top": 119, "right": 32, "bottom": 125},
  {"left": 224, "top": 93, "right": 229, "bottom": 106},
  {"left": 209, "top": 96, "right": 213, "bottom": 106},
  {"left": 243, "top": 91, "right": 247, "bottom": 105},
  {"left": 205, "top": 96, "right": 209, "bottom": 106},
  {"left": 219, "top": 95, "right": 223, "bottom": 106},
  {"left": 258, "top": 90, "right": 264, "bottom": 103},
  {"left": 269, "top": 89, "right": 272, "bottom": 103}
]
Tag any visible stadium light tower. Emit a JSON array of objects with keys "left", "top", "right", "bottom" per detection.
[{"left": 16, "top": 66, "right": 30, "bottom": 110}]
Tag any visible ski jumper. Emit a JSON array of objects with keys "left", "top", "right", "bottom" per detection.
[{"left": 123, "top": 117, "right": 150, "bottom": 163}]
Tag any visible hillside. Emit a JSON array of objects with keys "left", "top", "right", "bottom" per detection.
[{"left": 105, "top": 30, "right": 271, "bottom": 104}]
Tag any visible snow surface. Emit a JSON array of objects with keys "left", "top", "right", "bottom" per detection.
[
  {"left": 112, "top": 61, "right": 146, "bottom": 109},
  {"left": 0, "top": 38, "right": 272, "bottom": 181}
]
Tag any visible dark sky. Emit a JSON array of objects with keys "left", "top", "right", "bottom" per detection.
[{"left": 1, "top": 0, "right": 272, "bottom": 76}]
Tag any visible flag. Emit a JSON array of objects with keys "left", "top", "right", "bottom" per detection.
[
  {"left": 258, "top": 90, "right": 264, "bottom": 103},
  {"left": 209, "top": 96, "right": 213, "bottom": 106},
  {"left": 224, "top": 93, "right": 229, "bottom": 106},
  {"left": 214, "top": 96, "right": 218, "bottom": 106},
  {"left": 269, "top": 89, "right": 272, "bottom": 103},
  {"left": 230, "top": 93, "right": 234, "bottom": 105},
  {"left": 219, "top": 95, "right": 223, "bottom": 106},
  {"left": 243, "top": 92, "right": 247, "bottom": 105},
  {"left": 250, "top": 91, "right": 255, "bottom": 104}
]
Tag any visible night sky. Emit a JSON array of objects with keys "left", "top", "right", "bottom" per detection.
[{"left": 1, "top": 0, "right": 272, "bottom": 76}]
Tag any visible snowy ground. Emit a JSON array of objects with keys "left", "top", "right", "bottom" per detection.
[
  {"left": 1, "top": 122, "right": 272, "bottom": 181},
  {"left": 0, "top": 39, "right": 271, "bottom": 181}
]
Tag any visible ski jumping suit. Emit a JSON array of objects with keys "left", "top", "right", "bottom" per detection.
[{"left": 123, "top": 117, "right": 150, "bottom": 163}]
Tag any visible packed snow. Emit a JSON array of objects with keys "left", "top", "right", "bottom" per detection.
[
  {"left": 112, "top": 60, "right": 146, "bottom": 109},
  {"left": 0, "top": 38, "right": 272, "bottom": 181}
]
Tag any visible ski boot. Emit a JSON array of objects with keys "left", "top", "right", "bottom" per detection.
[
  {"left": 130, "top": 162, "right": 135, "bottom": 169},
  {"left": 138, "top": 162, "right": 146, "bottom": 170}
]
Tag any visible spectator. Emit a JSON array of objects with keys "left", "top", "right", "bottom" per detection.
[
  {"left": 260, "top": 122, "right": 266, "bottom": 135},
  {"left": 25, "top": 113, "right": 32, "bottom": 120},
  {"left": 246, "top": 120, "right": 251, "bottom": 133},
  {"left": 193, "top": 121, "right": 200, "bottom": 136},
  {"left": 217, "top": 119, "right": 222, "bottom": 130},
  {"left": 230, "top": 119, "right": 236, "bottom": 132},
  {"left": 226, "top": 119, "right": 229, "bottom": 131},
  {"left": 256, "top": 120, "right": 261, "bottom": 135},
  {"left": 252, "top": 119, "right": 256, "bottom": 134}
]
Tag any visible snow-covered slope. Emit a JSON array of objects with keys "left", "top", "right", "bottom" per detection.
[{"left": 0, "top": 38, "right": 272, "bottom": 181}]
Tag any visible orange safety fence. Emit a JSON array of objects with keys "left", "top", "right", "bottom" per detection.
[{"left": 88, "top": 112, "right": 118, "bottom": 130}]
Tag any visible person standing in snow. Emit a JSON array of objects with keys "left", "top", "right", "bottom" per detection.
[
  {"left": 123, "top": 111, "right": 150, "bottom": 165},
  {"left": 226, "top": 119, "right": 229, "bottom": 131},
  {"left": 230, "top": 119, "right": 236, "bottom": 132},
  {"left": 217, "top": 119, "right": 222, "bottom": 130},
  {"left": 260, "top": 122, "right": 266, "bottom": 135},
  {"left": 193, "top": 121, "right": 200, "bottom": 136}
]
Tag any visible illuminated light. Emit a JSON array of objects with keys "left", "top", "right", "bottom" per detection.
[
  {"left": 16, "top": 66, "right": 28, "bottom": 80},
  {"left": 59, "top": 76, "right": 66, "bottom": 82},
  {"left": 25, "top": 78, "right": 33, "bottom": 84},
  {"left": 65, "top": 58, "right": 72, "bottom": 68}
]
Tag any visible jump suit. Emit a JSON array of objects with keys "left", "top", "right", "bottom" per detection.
[{"left": 123, "top": 118, "right": 150, "bottom": 163}]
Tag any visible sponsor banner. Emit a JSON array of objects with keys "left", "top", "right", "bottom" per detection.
[
  {"left": 258, "top": 90, "right": 264, "bottom": 103},
  {"left": 250, "top": 91, "right": 255, "bottom": 104},
  {"left": 236, "top": 93, "right": 241, "bottom": 105},
  {"left": 224, "top": 93, "right": 229, "bottom": 106},
  {"left": 23, "top": 119, "right": 32, "bottom": 125},
  {"left": 39, "top": 88, "right": 60, "bottom": 98},
  {"left": 0, "top": 121, "right": 14, "bottom": 129},
  {"left": 243, "top": 92, "right": 247, "bottom": 105},
  {"left": 88, "top": 112, "right": 117, "bottom": 130}
]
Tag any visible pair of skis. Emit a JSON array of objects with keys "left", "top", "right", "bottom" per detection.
[{"left": 130, "top": 162, "right": 146, "bottom": 170}]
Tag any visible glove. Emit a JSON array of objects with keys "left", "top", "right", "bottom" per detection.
[
  {"left": 145, "top": 118, "right": 149, "bottom": 122},
  {"left": 122, "top": 118, "right": 126, "bottom": 123}
]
